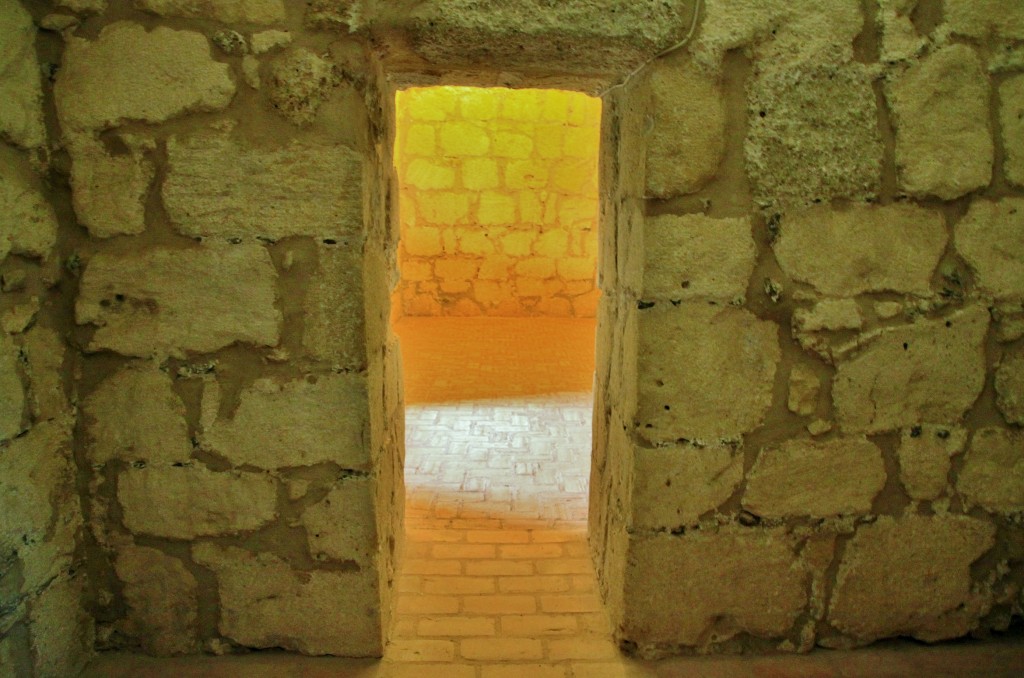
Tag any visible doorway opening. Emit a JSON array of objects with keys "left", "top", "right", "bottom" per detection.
[{"left": 387, "top": 85, "right": 608, "bottom": 653}]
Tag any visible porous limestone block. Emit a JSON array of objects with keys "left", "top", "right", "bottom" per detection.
[
  {"left": 202, "top": 373, "right": 369, "bottom": 470},
  {"left": 0, "top": 334, "right": 23, "bottom": 441},
  {"left": 404, "top": 226, "right": 442, "bottom": 256},
  {"left": 434, "top": 258, "right": 479, "bottom": 282},
  {"left": 69, "top": 137, "right": 154, "bottom": 238},
  {"left": 55, "top": 22, "right": 235, "bottom": 133},
  {"left": 114, "top": 545, "right": 199, "bottom": 655},
  {"left": 955, "top": 198, "right": 1024, "bottom": 301},
  {"left": 944, "top": 0, "right": 1024, "bottom": 41},
  {"left": 27, "top": 576, "right": 92, "bottom": 678},
  {"left": 887, "top": 45, "right": 993, "bottom": 200},
  {"left": 774, "top": 203, "right": 946, "bottom": 297},
  {"left": 996, "top": 349, "right": 1024, "bottom": 424},
  {"left": 958, "top": 427, "right": 1024, "bottom": 514},
  {"left": 644, "top": 60, "right": 725, "bottom": 197},
  {"left": 0, "top": 0, "right": 46, "bottom": 148},
  {"left": 461, "top": 157, "right": 499, "bottom": 190},
  {"left": 59, "top": 0, "right": 107, "bottom": 11},
  {"left": 897, "top": 425, "right": 967, "bottom": 501},
  {"left": 164, "top": 132, "right": 362, "bottom": 239},
  {"left": 623, "top": 530, "right": 807, "bottom": 649},
  {"left": 636, "top": 304, "right": 780, "bottom": 443},
  {"left": 301, "top": 478, "right": 377, "bottom": 564},
  {"left": 303, "top": 244, "right": 365, "bottom": 369},
  {"left": 118, "top": 465, "right": 277, "bottom": 539},
  {"left": 440, "top": 122, "right": 489, "bottom": 156},
  {"left": 787, "top": 364, "right": 820, "bottom": 416},
  {"left": 793, "top": 300, "right": 863, "bottom": 333},
  {"left": 743, "top": 438, "right": 886, "bottom": 519},
  {"left": 877, "top": 0, "right": 927, "bottom": 62},
  {"left": 76, "top": 244, "right": 281, "bottom": 358},
  {"left": 0, "top": 148, "right": 58, "bottom": 260},
  {"left": 22, "top": 326, "right": 68, "bottom": 421},
  {"left": 630, "top": 445, "right": 743, "bottom": 529},
  {"left": 642, "top": 215, "right": 755, "bottom": 303},
  {"left": 405, "top": 158, "right": 456, "bottom": 190},
  {"left": 267, "top": 48, "right": 340, "bottom": 126},
  {"left": 83, "top": 363, "right": 191, "bottom": 465},
  {"left": 1000, "top": 76, "right": 1024, "bottom": 186},
  {"left": 136, "top": 0, "right": 286, "bottom": 24},
  {"left": 747, "top": 59, "right": 881, "bottom": 207},
  {"left": 833, "top": 307, "right": 988, "bottom": 433},
  {"left": 828, "top": 515, "right": 995, "bottom": 644},
  {"left": 192, "top": 543, "right": 382, "bottom": 656},
  {"left": 418, "top": 192, "right": 470, "bottom": 224},
  {"left": 477, "top": 191, "right": 516, "bottom": 225}
]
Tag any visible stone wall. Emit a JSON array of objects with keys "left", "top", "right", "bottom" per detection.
[{"left": 394, "top": 86, "right": 601, "bottom": 317}]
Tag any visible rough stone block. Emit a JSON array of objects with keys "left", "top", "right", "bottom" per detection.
[
  {"left": 958, "top": 427, "right": 1024, "bottom": 514},
  {"left": 624, "top": 530, "right": 807, "bottom": 648},
  {"left": 192, "top": 543, "right": 382, "bottom": 656},
  {"left": 955, "top": 198, "right": 1024, "bottom": 301},
  {"left": 0, "top": 335, "right": 23, "bottom": 441},
  {"left": 462, "top": 158, "right": 499, "bottom": 190},
  {"left": 76, "top": 244, "right": 281, "bottom": 358},
  {"left": 69, "top": 137, "right": 154, "bottom": 238},
  {"left": 828, "top": 515, "right": 995, "bottom": 644},
  {"left": 637, "top": 304, "right": 779, "bottom": 443},
  {"left": 303, "top": 244, "right": 365, "bottom": 369},
  {"left": 55, "top": 22, "right": 235, "bottom": 133},
  {"left": 118, "top": 465, "right": 277, "bottom": 539},
  {"left": 0, "top": 0, "right": 46, "bottom": 148},
  {"left": 944, "top": 0, "right": 1024, "bottom": 41},
  {"left": 897, "top": 425, "right": 966, "bottom": 501},
  {"left": 644, "top": 60, "right": 725, "bottom": 197},
  {"left": 405, "top": 159, "right": 456, "bottom": 190},
  {"left": 114, "top": 545, "right": 199, "bottom": 655},
  {"left": 301, "top": 479, "right": 377, "bottom": 564},
  {"left": 136, "top": 0, "right": 286, "bottom": 24},
  {"left": 267, "top": 48, "right": 341, "bottom": 126},
  {"left": 1000, "top": 75, "right": 1024, "bottom": 186},
  {"left": 743, "top": 438, "right": 886, "bottom": 519},
  {"left": 164, "top": 132, "right": 363, "bottom": 240},
  {"left": 0, "top": 148, "right": 58, "bottom": 260},
  {"left": 83, "top": 363, "right": 191, "bottom": 465},
  {"left": 630, "top": 445, "right": 743, "bottom": 529},
  {"left": 877, "top": 0, "right": 928, "bottom": 63},
  {"left": 27, "top": 576, "right": 92, "bottom": 678},
  {"left": 419, "top": 192, "right": 470, "bottom": 224},
  {"left": 793, "top": 300, "right": 862, "bottom": 333},
  {"left": 642, "top": 215, "right": 755, "bottom": 303},
  {"left": 887, "top": 45, "right": 993, "bottom": 199},
  {"left": 747, "top": 59, "right": 881, "bottom": 207},
  {"left": 202, "top": 373, "right": 369, "bottom": 470},
  {"left": 833, "top": 307, "right": 988, "bottom": 433},
  {"left": 996, "top": 349, "right": 1024, "bottom": 424},
  {"left": 774, "top": 203, "right": 946, "bottom": 297},
  {"left": 787, "top": 364, "right": 820, "bottom": 416},
  {"left": 22, "top": 327, "right": 69, "bottom": 421}
]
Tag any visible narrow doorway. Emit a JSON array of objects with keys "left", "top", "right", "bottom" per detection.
[{"left": 386, "top": 86, "right": 615, "bottom": 667}]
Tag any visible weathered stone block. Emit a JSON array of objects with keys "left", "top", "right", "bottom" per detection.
[
  {"left": 55, "top": 22, "right": 235, "bottom": 133},
  {"left": 69, "top": 137, "right": 154, "bottom": 238},
  {"left": 642, "top": 215, "right": 754, "bottom": 303},
  {"left": 0, "top": 335, "right": 23, "bottom": 441},
  {"left": 877, "top": 0, "right": 927, "bottom": 63},
  {"left": 747, "top": 60, "right": 881, "bottom": 207},
  {"left": 644, "top": 61, "right": 725, "bottom": 197},
  {"left": 996, "top": 349, "right": 1024, "bottom": 424},
  {"left": 164, "top": 132, "right": 362, "bottom": 240},
  {"left": 76, "top": 244, "right": 281, "bottom": 358},
  {"left": 630, "top": 445, "right": 743, "bottom": 530},
  {"left": 958, "top": 427, "right": 1024, "bottom": 514},
  {"left": 793, "top": 300, "right": 862, "bottom": 333},
  {"left": 787, "top": 364, "right": 820, "bottom": 416},
  {"left": 624, "top": 530, "right": 807, "bottom": 648},
  {"left": 897, "top": 425, "right": 967, "bottom": 501},
  {"left": 303, "top": 244, "right": 365, "bottom": 369},
  {"left": 743, "top": 438, "right": 886, "bottom": 519},
  {"left": 202, "top": 373, "right": 369, "bottom": 470},
  {"left": 1000, "top": 75, "right": 1024, "bottom": 186},
  {"left": 955, "top": 198, "right": 1024, "bottom": 301},
  {"left": 774, "top": 203, "right": 946, "bottom": 297},
  {"left": 301, "top": 479, "right": 377, "bottom": 564},
  {"left": 27, "top": 576, "right": 92, "bottom": 678},
  {"left": 887, "top": 45, "right": 993, "bottom": 199},
  {"left": 944, "top": 0, "right": 1024, "bottom": 41},
  {"left": 268, "top": 48, "right": 341, "bottom": 126},
  {"left": 828, "top": 515, "right": 995, "bottom": 644},
  {"left": 83, "top": 363, "right": 191, "bottom": 465},
  {"left": 114, "top": 545, "right": 199, "bottom": 655},
  {"left": 0, "top": 148, "right": 58, "bottom": 260},
  {"left": 833, "top": 307, "right": 988, "bottom": 433},
  {"left": 637, "top": 304, "right": 779, "bottom": 443},
  {"left": 193, "top": 543, "right": 382, "bottom": 656},
  {"left": 22, "top": 327, "right": 69, "bottom": 421},
  {"left": 0, "top": 0, "right": 45, "bottom": 148},
  {"left": 136, "top": 0, "right": 286, "bottom": 24},
  {"left": 118, "top": 465, "right": 277, "bottom": 539}
]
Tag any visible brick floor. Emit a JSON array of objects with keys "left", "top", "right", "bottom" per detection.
[{"left": 82, "top": 318, "right": 1024, "bottom": 677}]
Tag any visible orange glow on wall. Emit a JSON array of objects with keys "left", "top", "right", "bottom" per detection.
[{"left": 394, "top": 86, "right": 602, "bottom": 317}]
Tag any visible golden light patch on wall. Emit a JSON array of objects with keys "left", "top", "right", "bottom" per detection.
[{"left": 394, "top": 86, "right": 601, "bottom": 317}]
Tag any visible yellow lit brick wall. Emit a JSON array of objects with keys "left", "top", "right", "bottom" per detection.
[{"left": 394, "top": 86, "right": 601, "bottom": 317}]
